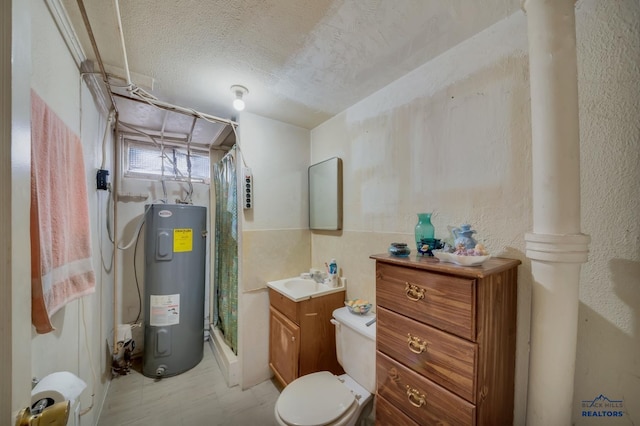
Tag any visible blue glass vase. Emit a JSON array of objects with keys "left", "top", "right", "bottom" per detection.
[{"left": 414, "top": 213, "right": 435, "bottom": 252}]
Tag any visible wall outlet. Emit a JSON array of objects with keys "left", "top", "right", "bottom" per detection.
[
  {"left": 96, "top": 169, "right": 109, "bottom": 190},
  {"left": 243, "top": 167, "right": 253, "bottom": 209}
]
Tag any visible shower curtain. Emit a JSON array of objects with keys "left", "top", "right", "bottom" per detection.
[{"left": 213, "top": 147, "right": 238, "bottom": 354}]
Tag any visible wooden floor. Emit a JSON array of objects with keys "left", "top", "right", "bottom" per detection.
[{"left": 98, "top": 344, "right": 282, "bottom": 425}]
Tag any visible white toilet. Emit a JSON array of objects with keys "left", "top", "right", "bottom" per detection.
[{"left": 274, "top": 306, "right": 376, "bottom": 426}]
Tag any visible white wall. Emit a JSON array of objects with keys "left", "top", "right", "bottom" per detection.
[
  {"left": 2, "top": 0, "right": 33, "bottom": 421},
  {"left": 310, "top": 2, "right": 639, "bottom": 424},
  {"left": 237, "top": 112, "right": 310, "bottom": 388},
  {"left": 29, "top": 0, "right": 114, "bottom": 424},
  {"left": 312, "top": 11, "right": 531, "bottom": 422},
  {"left": 573, "top": 0, "right": 640, "bottom": 422}
]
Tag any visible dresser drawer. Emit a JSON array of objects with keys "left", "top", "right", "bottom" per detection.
[
  {"left": 376, "top": 262, "right": 476, "bottom": 340},
  {"left": 376, "top": 395, "right": 419, "bottom": 426},
  {"left": 377, "top": 352, "right": 476, "bottom": 425},
  {"left": 377, "top": 307, "right": 477, "bottom": 403}
]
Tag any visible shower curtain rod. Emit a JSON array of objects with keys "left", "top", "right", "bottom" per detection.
[{"left": 221, "top": 145, "right": 236, "bottom": 162}]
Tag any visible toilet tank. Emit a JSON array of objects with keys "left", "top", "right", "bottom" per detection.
[{"left": 332, "top": 307, "right": 376, "bottom": 393}]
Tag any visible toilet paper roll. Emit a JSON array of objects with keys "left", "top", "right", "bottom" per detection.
[{"left": 31, "top": 371, "right": 86, "bottom": 406}]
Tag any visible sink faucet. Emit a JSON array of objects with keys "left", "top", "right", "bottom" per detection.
[{"left": 311, "top": 271, "right": 326, "bottom": 283}]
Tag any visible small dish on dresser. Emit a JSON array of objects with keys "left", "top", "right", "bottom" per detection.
[
  {"left": 434, "top": 251, "right": 491, "bottom": 266},
  {"left": 388, "top": 242, "right": 411, "bottom": 257}
]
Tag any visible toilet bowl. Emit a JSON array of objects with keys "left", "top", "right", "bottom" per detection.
[
  {"left": 274, "top": 372, "right": 373, "bottom": 426},
  {"left": 274, "top": 307, "right": 376, "bottom": 426}
]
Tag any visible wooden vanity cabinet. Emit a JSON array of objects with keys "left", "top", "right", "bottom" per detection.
[
  {"left": 268, "top": 288, "right": 345, "bottom": 387},
  {"left": 370, "top": 254, "right": 520, "bottom": 426}
]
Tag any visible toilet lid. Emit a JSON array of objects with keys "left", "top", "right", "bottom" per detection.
[{"left": 277, "top": 372, "right": 356, "bottom": 426}]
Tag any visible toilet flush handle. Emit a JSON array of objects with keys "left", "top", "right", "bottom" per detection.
[{"left": 330, "top": 319, "right": 340, "bottom": 328}]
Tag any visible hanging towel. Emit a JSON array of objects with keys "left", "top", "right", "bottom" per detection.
[{"left": 30, "top": 90, "right": 96, "bottom": 334}]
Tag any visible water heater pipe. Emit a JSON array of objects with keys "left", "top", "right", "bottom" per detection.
[
  {"left": 74, "top": 0, "right": 120, "bottom": 357},
  {"left": 113, "top": 0, "right": 132, "bottom": 87},
  {"left": 75, "top": 0, "right": 118, "bottom": 114},
  {"left": 112, "top": 124, "right": 120, "bottom": 355}
]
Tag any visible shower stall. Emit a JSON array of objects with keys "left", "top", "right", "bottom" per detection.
[{"left": 209, "top": 148, "right": 240, "bottom": 386}]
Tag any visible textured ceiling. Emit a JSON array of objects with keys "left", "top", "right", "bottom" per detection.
[{"left": 61, "top": 0, "right": 521, "bottom": 143}]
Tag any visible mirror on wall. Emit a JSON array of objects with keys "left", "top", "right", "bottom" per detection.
[{"left": 309, "top": 157, "right": 343, "bottom": 230}]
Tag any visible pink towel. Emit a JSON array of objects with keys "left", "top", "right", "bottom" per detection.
[{"left": 31, "top": 90, "right": 96, "bottom": 334}]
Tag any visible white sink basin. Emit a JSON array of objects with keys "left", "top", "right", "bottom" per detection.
[
  {"left": 267, "top": 277, "right": 345, "bottom": 302},
  {"left": 283, "top": 278, "right": 319, "bottom": 293}
]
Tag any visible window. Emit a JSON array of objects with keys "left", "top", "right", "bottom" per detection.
[{"left": 124, "top": 139, "right": 210, "bottom": 183}]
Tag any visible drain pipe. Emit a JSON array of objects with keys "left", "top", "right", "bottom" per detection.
[
  {"left": 75, "top": 0, "right": 121, "bottom": 356},
  {"left": 112, "top": 123, "right": 120, "bottom": 356},
  {"left": 522, "top": 0, "right": 590, "bottom": 424}
]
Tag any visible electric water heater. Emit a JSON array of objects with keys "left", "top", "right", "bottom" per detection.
[{"left": 142, "top": 204, "right": 207, "bottom": 378}]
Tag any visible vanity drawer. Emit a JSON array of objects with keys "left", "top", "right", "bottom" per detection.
[
  {"left": 268, "top": 288, "right": 299, "bottom": 324},
  {"left": 377, "top": 352, "right": 476, "bottom": 426},
  {"left": 376, "top": 395, "right": 419, "bottom": 426},
  {"left": 376, "top": 263, "right": 476, "bottom": 341},
  {"left": 377, "top": 307, "right": 477, "bottom": 403}
]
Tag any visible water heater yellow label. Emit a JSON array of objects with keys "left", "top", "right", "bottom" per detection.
[{"left": 173, "top": 228, "right": 193, "bottom": 252}]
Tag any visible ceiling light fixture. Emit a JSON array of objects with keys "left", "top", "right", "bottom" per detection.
[{"left": 230, "top": 85, "right": 249, "bottom": 111}]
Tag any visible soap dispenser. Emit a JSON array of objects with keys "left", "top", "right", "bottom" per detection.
[
  {"left": 328, "top": 259, "right": 337, "bottom": 275},
  {"left": 328, "top": 259, "right": 338, "bottom": 287}
]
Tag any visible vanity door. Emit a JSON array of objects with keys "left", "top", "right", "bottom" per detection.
[{"left": 269, "top": 306, "right": 300, "bottom": 386}]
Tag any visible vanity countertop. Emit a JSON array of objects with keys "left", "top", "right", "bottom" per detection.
[{"left": 267, "top": 277, "right": 346, "bottom": 302}]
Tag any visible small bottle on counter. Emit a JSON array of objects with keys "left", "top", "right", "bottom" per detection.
[
  {"left": 329, "top": 259, "right": 337, "bottom": 275},
  {"left": 329, "top": 274, "right": 338, "bottom": 287},
  {"left": 327, "top": 259, "right": 338, "bottom": 287}
]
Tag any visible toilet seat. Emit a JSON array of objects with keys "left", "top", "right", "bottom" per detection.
[{"left": 276, "top": 372, "right": 357, "bottom": 426}]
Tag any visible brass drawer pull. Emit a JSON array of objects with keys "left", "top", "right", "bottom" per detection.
[
  {"left": 407, "top": 333, "right": 427, "bottom": 354},
  {"left": 405, "top": 385, "right": 426, "bottom": 408},
  {"left": 405, "top": 283, "right": 425, "bottom": 301}
]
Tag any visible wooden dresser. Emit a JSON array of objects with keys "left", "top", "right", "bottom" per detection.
[{"left": 370, "top": 254, "right": 520, "bottom": 425}]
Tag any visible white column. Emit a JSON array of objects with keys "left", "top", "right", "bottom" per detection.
[{"left": 522, "top": 0, "right": 590, "bottom": 424}]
